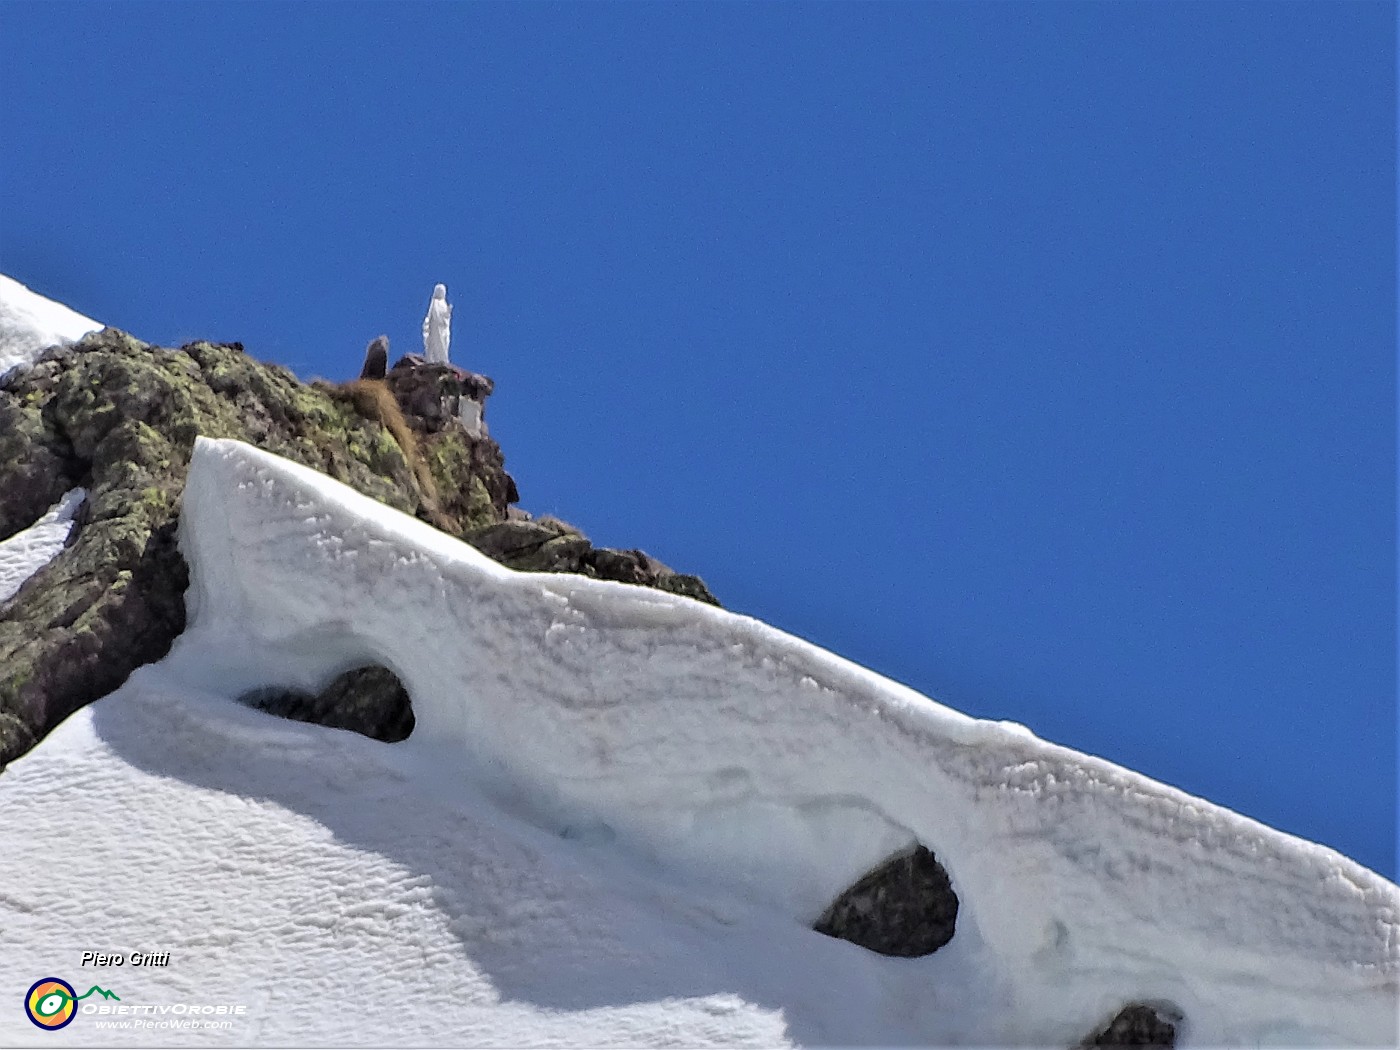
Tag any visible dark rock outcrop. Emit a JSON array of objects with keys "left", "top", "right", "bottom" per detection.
[
  {"left": 468, "top": 517, "right": 720, "bottom": 605},
  {"left": 242, "top": 666, "right": 414, "bottom": 744},
  {"left": 360, "top": 335, "right": 389, "bottom": 380},
  {"left": 0, "top": 712, "right": 35, "bottom": 769},
  {"left": 1077, "top": 1002, "right": 1182, "bottom": 1049},
  {"left": 813, "top": 843, "right": 959, "bottom": 957},
  {"left": 379, "top": 358, "right": 517, "bottom": 524},
  {"left": 386, "top": 355, "right": 495, "bottom": 432},
  {"left": 0, "top": 329, "right": 716, "bottom": 769}
]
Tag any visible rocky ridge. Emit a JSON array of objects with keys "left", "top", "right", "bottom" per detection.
[
  {"left": 0, "top": 328, "right": 714, "bottom": 767},
  {"left": 0, "top": 326, "right": 1180, "bottom": 1048}
]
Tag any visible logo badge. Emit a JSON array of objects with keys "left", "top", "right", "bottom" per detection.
[
  {"left": 23, "top": 978, "right": 119, "bottom": 1031},
  {"left": 25, "top": 978, "right": 78, "bottom": 1030}
]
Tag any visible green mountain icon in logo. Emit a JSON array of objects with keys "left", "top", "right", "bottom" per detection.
[{"left": 75, "top": 986, "right": 121, "bottom": 1002}]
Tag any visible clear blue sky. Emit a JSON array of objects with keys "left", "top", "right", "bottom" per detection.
[{"left": 2, "top": 2, "right": 1394, "bottom": 879}]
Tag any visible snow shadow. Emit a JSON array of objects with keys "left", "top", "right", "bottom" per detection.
[{"left": 91, "top": 682, "right": 963, "bottom": 1047}]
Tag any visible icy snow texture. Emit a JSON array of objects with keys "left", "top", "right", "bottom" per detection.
[
  {"left": 0, "top": 488, "right": 86, "bottom": 603},
  {"left": 422, "top": 282, "right": 451, "bottom": 364},
  {"left": 1, "top": 437, "right": 1395, "bottom": 1048},
  {"left": 0, "top": 273, "right": 102, "bottom": 380}
]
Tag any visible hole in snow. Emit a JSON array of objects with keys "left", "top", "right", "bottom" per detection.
[
  {"left": 813, "top": 842, "right": 958, "bottom": 958},
  {"left": 239, "top": 665, "right": 415, "bottom": 743}
]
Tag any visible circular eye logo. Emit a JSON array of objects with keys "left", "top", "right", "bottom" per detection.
[{"left": 25, "top": 978, "right": 77, "bottom": 1030}]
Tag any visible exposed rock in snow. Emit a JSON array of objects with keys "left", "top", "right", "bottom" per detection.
[
  {"left": 422, "top": 282, "right": 451, "bottom": 364},
  {"left": 2, "top": 279, "right": 1395, "bottom": 1048},
  {"left": 813, "top": 843, "right": 959, "bottom": 957},
  {"left": 243, "top": 664, "right": 415, "bottom": 743},
  {"left": 1078, "top": 1001, "right": 1183, "bottom": 1049},
  {"left": 468, "top": 515, "right": 718, "bottom": 604},
  {"left": 0, "top": 434, "right": 1393, "bottom": 1047},
  {"left": 142, "top": 435, "right": 1393, "bottom": 1048},
  {"left": 0, "top": 273, "right": 102, "bottom": 380}
]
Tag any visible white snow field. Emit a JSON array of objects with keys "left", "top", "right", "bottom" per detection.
[
  {"left": 0, "top": 434, "right": 1394, "bottom": 1048},
  {"left": 0, "top": 273, "right": 102, "bottom": 380},
  {"left": 0, "top": 488, "right": 86, "bottom": 604}
]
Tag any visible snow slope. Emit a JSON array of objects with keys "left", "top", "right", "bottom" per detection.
[
  {"left": 0, "top": 488, "right": 86, "bottom": 604},
  {"left": 1, "top": 436, "right": 1394, "bottom": 1048},
  {"left": 0, "top": 274, "right": 102, "bottom": 379}
]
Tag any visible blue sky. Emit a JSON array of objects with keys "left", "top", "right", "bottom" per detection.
[{"left": 2, "top": 2, "right": 1394, "bottom": 879}]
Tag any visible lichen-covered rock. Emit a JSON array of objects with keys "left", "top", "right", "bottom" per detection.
[
  {"left": 0, "top": 331, "right": 500, "bottom": 766},
  {"left": 0, "top": 333, "right": 448, "bottom": 750},
  {"left": 0, "top": 396, "right": 74, "bottom": 541},
  {"left": 467, "top": 517, "right": 719, "bottom": 605},
  {"left": 0, "top": 329, "right": 716, "bottom": 768},
  {"left": 417, "top": 414, "right": 517, "bottom": 531},
  {"left": 242, "top": 666, "right": 414, "bottom": 744},
  {"left": 0, "top": 710, "right": 36, "bottom": 767},
  {"left": 647, "top": 570, "right": 720, "bottom": 605},
  {"left": 813, "top": 843, "right": 959, "bottom": 957},
  {"left": 468, "top": 517, "right": 593, "bottom": 571},
  {"left": 1077, "top": 1002, "right": 1182, "bottom": 1049},
  {"left": 379, "top": 357, "right": 517, "bottom": 530}
]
